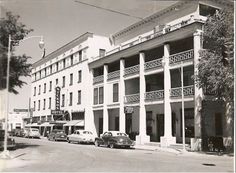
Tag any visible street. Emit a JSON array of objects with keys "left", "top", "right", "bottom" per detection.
[{"left": 0, "top": 137, "right": 234, "bottom": 172}]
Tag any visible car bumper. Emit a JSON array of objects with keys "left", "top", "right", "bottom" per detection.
[{"left": 55, "top": 137, "right": 67, "bottom": 141}]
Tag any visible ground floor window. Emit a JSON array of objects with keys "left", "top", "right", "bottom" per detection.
[{"left": 180, "top": 108, "right": 194, "bottom": 138}]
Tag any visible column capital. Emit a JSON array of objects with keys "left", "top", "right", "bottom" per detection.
[
  {"left": 120, "top": 57, "right": 125, "bottom": 61},
  {"left": 103, "top": 63, "right": 108, "bottom": 66},
  {"left": 139, "top": 50, "right": 146, "bottom": 54},
  {"left": 163, "top": 42, "right": 170, "bottom": 45},
  {"left": 193, "top": 29, "right": 203, "bottom": 36}
]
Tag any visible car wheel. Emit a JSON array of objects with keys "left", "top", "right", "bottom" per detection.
[
  {"left": 109, "top": 143, "right": 114, "bottom": 149},
  {"left": 95, "top": 140, "right": 99, "bottom": 147},
  {"left": 68, "top": 139, "right": 71, "bottom": 143}
]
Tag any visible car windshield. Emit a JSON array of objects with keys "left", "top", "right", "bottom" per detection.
[
  {"left": 32, "top": 129, "right": 39, "bottom": 132},
  {"left": 83, "top": 131, "right": 92, "bottom": 135},
  {"left": 116, "top": 133, "right": 128, "bottom": 137}
]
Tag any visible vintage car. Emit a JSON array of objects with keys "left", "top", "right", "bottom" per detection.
[
  {"left": 24, "top": 128, "right": 40, "bottom": 138},
  {"left": 67, "top": 130, "right": 95, "bottom": 144},
  {"left": 0, "top": 130, "right": 16, "bottom": 150},
  {"left": 48, "top": 129, "right": 67, "bottom": 141},
  {"left": 94, "top": 131, "right": 134, "bottom": 149}
]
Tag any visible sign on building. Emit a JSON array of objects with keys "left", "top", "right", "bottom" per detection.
[
  {"left": 55, "top": 86, "right": 61, "bottom": 110},
  {"left": 124, "top": 107, "right": 134, "bottom": 114},
  {"left": 51, "top": 110, "right": 64, "bottom": 115}
]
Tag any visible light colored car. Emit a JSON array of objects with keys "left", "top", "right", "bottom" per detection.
[
  {"left": 67, "top": 130, "right": 96, "bottom": 144},
  {"left": 24, "top": 128, "right": 40, "bottom": 138}
]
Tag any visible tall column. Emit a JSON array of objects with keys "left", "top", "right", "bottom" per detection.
[
  {"left": 193, "top": 30, "right": 203, "bottom": 139},
  {"left": 161, "top": 43, "right": 176, "bottom": 147},
  {"left": 119, "top": 59, "right": 125, "bottom": 133},
  {"left": 103, "top": 64, "right": 109, "bottom": 132},
  {"left": 136, "top": 51, "right": 150, "bottom": 145}
]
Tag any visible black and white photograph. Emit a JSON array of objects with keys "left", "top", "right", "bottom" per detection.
[{"left": 0, "top": 0, "right": 234, "bottom": 172}]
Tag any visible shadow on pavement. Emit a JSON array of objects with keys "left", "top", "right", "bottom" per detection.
[{"left": 14, "top": 143, "right": 40, "bottom": 150}]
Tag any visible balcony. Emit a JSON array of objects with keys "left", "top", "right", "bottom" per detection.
[
  {"left": 107, "top": 70, "right": 120, "bottom": 80},
  {"left": 169, "top": 49, "right": 194, "bottom": 65},
  {"left": 124, "top": 93, "right": 140, "bottom": 104},
  {"left": 145, "top": 90, "right": 164, "bottom": 101},
  {"left": 170, "top": 85, "right": 194, "bottom": 97},
  {"left": 144, "top": 58, "right": 163, "bottom": 71},
  {"left": 93, "top": 75, "right": 104, "bottom": 84},
  {"left": 124, "top": 65, "right": 139, "bottom": 76}
]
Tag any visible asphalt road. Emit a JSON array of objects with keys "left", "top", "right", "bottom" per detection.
[{"left": 0, "top": 137, "right": 234, "bottom": 172}]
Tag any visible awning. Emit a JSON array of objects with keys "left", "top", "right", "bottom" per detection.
[
  {"left": 63, "top": 120, "right": 84, "bottom": 127},
  {"left": 40, "top": 122, "right": 54, "bottom": 127}
]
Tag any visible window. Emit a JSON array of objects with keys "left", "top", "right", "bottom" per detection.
[
  {"left": 44, "top": 83, "right": 46, "bottom": 93},
  {"left": 78, "top": 50, "right": 82, "bottom": 62},
  {"left": 38, "top": 100, "right": 40, "bottom": 111},
  {"left": 62, "top": 94, "right": 65, "bottom": 107},
  {"left": 77, "top": 90, "right": 81, "bottom": 104},
  {"left": 70, "top": 55, "right": 74, "bottom": 66},
  {"left": 69, "top": 92, "right": 73, "bottom": 106},
  {"left": 34, "top": 87, "right": 36, "bottom": 96},
  {"left": 99, "top": 87, "right": 104, "bottom": 104},
  {"left": 62, "top": 76, "right": 65, "bottom": 88},
  {"left": 43, "top": 99, "right": 46, "bottom": 110},
  {"left": 56, "top": 62, "right": 59, "bottom": 71},
  {"left": 50, "top": 65, "right": 52, "bottom": 74},
  {"left": 113, "top": 83, "right": 119, "bottom": 102},
  {"left": 49, "top": 81, "right": 52, "bottom": 91},
  {"left": 78, "top": 70, "right": 82, "bottom": 83},
  {"left": 94, "top": 88, "right": 98, "bottom": 105},
  {"left": 49, "top": 97, "right": 51, "bottom": 109},
  {"left": 56, "top": 78, "right": 58, "bottom": 85},
  {"left": 70, "top": 73, "right": 73, "bottom": 85},
  {"left": 99, "top": 49, "right": 106, "bottom": 57},
  {"left": 33, "top": 101, "right": 36, "bottom": 111},
  {"left": 38, "top": 85, "right": 41, "bottom": 95},
  {"left": 63, "top": 59, "right": 66, "bottom": 68}
]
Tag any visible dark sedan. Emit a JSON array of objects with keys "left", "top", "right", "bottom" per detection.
[
  {"left": 0, "top": 130, "right": 16, "bottom": 150},
  {"left": 94, "top": 131, "right": 134, "bottom": 149},
  {"left": 48, "top": 129, "right": 67, "bottom": 141}
]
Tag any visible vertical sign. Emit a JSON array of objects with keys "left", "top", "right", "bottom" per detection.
[{"left": 55, "top": 86, "right": 61, "bottom": 110}]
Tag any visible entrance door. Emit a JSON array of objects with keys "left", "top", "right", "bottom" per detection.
[
  {"left": 156, "top": 114, "right": 164, "bottom": 142},
  {"left": 99, "top": 118, "right": 103, "bottom": 137}
]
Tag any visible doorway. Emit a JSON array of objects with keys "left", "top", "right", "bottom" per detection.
[
  {"left": 99, "top": 117, "right": 103, "bottom": 136},
  {"left": 156, "top": 114, "right": 164, "bottom": 142}
]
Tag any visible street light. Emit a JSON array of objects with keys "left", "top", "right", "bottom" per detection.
[{"left": 0, "top": 35, "right": 44, "bottom": 159}]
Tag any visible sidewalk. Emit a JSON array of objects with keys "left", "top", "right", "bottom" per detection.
[{"left": 133, "top": 144, "right": 234, "bottom": 157}]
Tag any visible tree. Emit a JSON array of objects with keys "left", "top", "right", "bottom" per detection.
[
  {"left": 196, "top": 8, "right": 234, "bottom": 147},
  {"left": 0, "top": 12, "right": 33, "bottom": 94}
]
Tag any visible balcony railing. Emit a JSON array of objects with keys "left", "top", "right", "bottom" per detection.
[
  {"left": 169, "top": 49, "right": 194, "bottom": 65},
  {"left": 145, "top": 90, "right": 164, "bottom": 101},
  {"left": 121, "top": 39, "right": 139, "bottom": 49},
  {"left": 124, "top": 93, "right": 140, "bottom": 103},
  {"left": 170, "top": 85, "right": 194, "bottom": 97},
  {"left": 124, "top": 65, "right": 140, "bottom": 76},
  {"left": 107, "top": 70, "right": 120, "bottom": 80},
  {"left": 93, "top": 75, "right": 104, "bottom": 84},
  {"left": 144, "top": 58, "right": 163, "bottom": 71}
]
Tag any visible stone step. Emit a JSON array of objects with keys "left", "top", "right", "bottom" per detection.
[{"left": 144, "top": 142, "right": 161, "bottom": 147}]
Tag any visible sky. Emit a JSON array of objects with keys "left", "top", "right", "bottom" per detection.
[{"left": 1, "top": 0, "right": 177, "bottom": 111}]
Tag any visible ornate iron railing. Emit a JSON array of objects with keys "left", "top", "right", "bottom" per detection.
[
  {"left": 145, "top": 90, "right": 164, "bottom": 101},
  {"left": 124, "top": 65, "right": 140, "bottom": 76},
  {"left": 169, "top": 49, "right": 194, "bottom": 65},
  {"left": 124, "top": 93, "right": 140, "bottom": 103},
  {"left": 107, "top": 70, "right": 120, "bottom": 80},
  {"left": 144, "top": 58, "right": 163, "bottom": 70},
  {"left": 93, "top": 75, "right": 104, "bottom": 84},
  {"left": 170, "top": 85, "right": 194, "bottom": 97}
]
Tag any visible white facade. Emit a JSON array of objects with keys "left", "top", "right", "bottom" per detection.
[
  {"left": 30, "top": 33, "right": 111, "bottom": 135},
  {"left": 88, "top": 0, "right": 233, "bottom": 149}
]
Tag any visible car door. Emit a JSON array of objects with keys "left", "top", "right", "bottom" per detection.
[{"left": 70, "top": 131, "right": 77, "bottom": 141}]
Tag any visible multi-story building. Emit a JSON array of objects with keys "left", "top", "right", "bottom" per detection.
[
  {"left": 30, "top": 33, "right": 111, "bottom": 136},
  {"left": 88, "top": 0, "right": 233, "bottom": 150}
]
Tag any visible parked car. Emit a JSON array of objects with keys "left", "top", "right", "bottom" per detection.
[
  {"left": 94, "top": 131, "right": 134, "bottom": 149},
  {"left": 24, "top": 128, "right": 40, "bottom": 138},
  {"left": 14, "top": 129, "right": 25, "bottom": 137},
  {"left": 48, "top": 129, "right": 67, "bottom": 141},
  {"left": 0, "top": 130, "right": 16, "bottom": 150},
  {"left": 67, "top": 130, "right": 96, "bottom": 144}
]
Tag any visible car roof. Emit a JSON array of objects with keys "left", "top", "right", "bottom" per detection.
[
  {"left": 105, "top": 131, "right": 127, "bottom": 136},
  {"left": 75, "top": 130, "right": 92, "bottom": 133}
]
